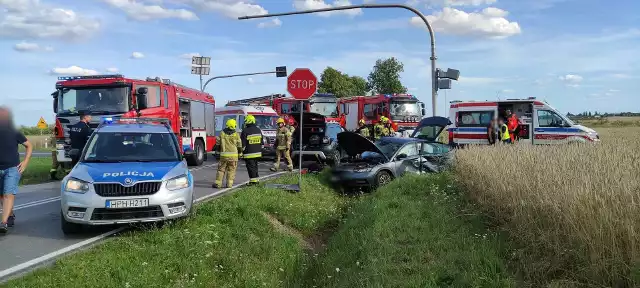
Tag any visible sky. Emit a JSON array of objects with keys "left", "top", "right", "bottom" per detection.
[{"left": 0, "top": 0, "right": 638, "bottom": 126}]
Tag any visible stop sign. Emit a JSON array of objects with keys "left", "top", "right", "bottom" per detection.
[{"left": 287, "top": 68, "right": 317, "bottom": 100}]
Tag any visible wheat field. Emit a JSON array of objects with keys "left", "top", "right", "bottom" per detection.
[{"left": 453, "top": 127, "right": 640, "bottom": 287}]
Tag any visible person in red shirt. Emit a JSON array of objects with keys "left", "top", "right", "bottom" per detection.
[{"left": 506, "top": 109, "right": 519, "bottom": 142}]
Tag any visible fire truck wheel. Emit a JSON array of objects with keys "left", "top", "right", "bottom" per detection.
[{"left": 194, "top": 139, "right": 205, "bottom": 166}]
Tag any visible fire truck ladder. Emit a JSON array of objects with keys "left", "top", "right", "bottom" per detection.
[{"left": 226, "top": 94, "right": 286, "bottom": 106}]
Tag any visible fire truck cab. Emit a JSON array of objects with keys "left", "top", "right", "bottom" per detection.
[
  {"left": 448, "top": 97, "right": 600, "bottom": 146},
  {"left": 53, "top": 74, "right": 215, "bottom": 169},
  {"left": 227, "top": 93, "right": 341, "bottom": 124},
  {"left": 338, "top": 94, "right": 426, "bottom": 137},
  {"left": 215, "top": 105, "right": 280, "bottom": 158}
]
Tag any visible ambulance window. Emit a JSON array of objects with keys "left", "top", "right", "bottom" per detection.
[
  {"left": 458, "top": 111, "right": 493, "bottom": 127},
  {"left": 537, "top": 110, "right": 564, "bottom": 127}
]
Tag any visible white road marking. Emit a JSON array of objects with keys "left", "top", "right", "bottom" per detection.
[{"left": 0, "top": 171, "right": 289, "bottom": 281}]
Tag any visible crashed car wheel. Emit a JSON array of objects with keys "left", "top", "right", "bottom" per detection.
[{"left": 374, "top": 170, "right": 393, "bottom": 190}]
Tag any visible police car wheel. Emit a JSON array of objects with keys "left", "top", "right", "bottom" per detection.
[{"left": 60, "top": 211, "right": 83, "bottom": 234}]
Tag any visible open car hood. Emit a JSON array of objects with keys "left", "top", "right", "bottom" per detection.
[
  {"left": 337, "top": 131, "right": 388, "bottom": 161},
  {"left": 410, "top": 116, "right": 452, "bottom": 141}
]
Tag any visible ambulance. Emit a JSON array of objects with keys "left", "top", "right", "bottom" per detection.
[
  {"left": 214, "top": 105, "right": 280, "bottom": 157},
  {"left": 447, "top": 97, "right": 600, "bottom": 146}
]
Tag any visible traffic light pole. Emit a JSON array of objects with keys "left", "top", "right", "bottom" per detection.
[
  {"left": 202, "top": 69, "right": 287, "bottom": 92},
  {"left": 238, "top": 4, "right": 438, "bottom": 116}
]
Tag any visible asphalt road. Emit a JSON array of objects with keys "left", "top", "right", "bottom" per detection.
[{"left": 0, "top": 158, "right": 285, "bottom": 281}]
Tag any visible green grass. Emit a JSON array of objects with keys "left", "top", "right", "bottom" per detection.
[
  {"left": 5, "top": 172, "right": 516, "bottom": 288},
  {"left": 20, "top": 157, "right": 52, "bottom": 185},
  {"left": 295, "top": 173, "right": 515, "bottom": 288},
  {"left": 3, "top": 173, "right": 349, "bottom": 288}
]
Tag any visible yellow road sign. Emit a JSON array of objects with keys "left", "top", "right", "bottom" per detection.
[{"left": 37, "top": 117, "right": 48, "bottom": 129}]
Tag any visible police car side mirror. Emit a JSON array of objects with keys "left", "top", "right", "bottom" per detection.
[{"left": 69, "top": 149, "right": 80, "bottom": 162}]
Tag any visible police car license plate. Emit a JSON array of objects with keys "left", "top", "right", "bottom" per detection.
[{"left": 106, "top": 198, "right": 149, "bottom": 208}]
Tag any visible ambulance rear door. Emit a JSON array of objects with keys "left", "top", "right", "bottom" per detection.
[{"left": 452, "top": 103, "right": 497, "bottom": 145}]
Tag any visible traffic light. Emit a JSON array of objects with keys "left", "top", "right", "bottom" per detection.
[{"left": 275, "top": 66, "right": 287, "bottom": 78}]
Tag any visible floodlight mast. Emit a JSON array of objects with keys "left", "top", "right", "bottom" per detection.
[{"left": 238, "top": 3, "right": 440, "bottom": 116}]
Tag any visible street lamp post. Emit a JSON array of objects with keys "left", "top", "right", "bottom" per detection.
[
  {"left": 202, "top": 66, "right": 287, "bottom": 92},
  {"left": 238, "top": 4, "right": 441, "bottom": 116}
]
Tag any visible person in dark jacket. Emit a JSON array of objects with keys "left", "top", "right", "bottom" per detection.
[
  {"left": 68, "top": 113, "right": 92, "bottom": 166},
  {"left": 487, "top": 118, "right": 497, "bottom": 145},
  {"left": 240, "top": 115, "right": 263, "bottom": 185}
]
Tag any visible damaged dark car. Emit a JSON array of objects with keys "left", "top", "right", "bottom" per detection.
[
  {"left": 291, "top": 112, "right": 345, "bottom": 166},
  {"left": 330, "top": 117, "right": 453, "bottom": 192}
]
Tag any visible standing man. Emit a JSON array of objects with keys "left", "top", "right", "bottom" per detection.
[
  {"left": 0, "top": 106, "right": 32, "bottom": 233},
  {"left": 382, "top": 117, "right": 395, "bottom": 137},
  {"left": 68, "top": 113, "right": 92, "bottom": 166},
  {"left": 487, "top": 118, "right": 498, "bottom": 145},
  {"left": 49, "top": 127, "right": 60, "bottom": 180},
  {"left": 498, "top": 118, "right": 511, "bottom": 144},
  {"left": 270, "top": 118, "right": 293, "bottom": 172},
  {"left": 240, "top": 115, "right": 263, "bottom": 185},
  {"left": 373, "top": 116, "right": 386, "bottom": 141},
  {"left": 213, "top": 119, "right": 242, "bottom": 188},
  {"left": 506, "top": 109, "right": 519, "bottom": 142}
]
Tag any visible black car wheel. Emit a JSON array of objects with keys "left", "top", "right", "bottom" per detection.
[
  {"left": 60, "top": 211, "right": 83, "bottom": 235},
  {"left": 374, "top": 170, "right": 393, "bottom": 190}
]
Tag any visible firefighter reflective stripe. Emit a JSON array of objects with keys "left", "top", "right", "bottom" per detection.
[
  {"left": 220, "top": 151, "right": 238, "bottom": 157},
  {"left": 247, "top": 133, "right": 262, "bottom": 145},
  {"left": 500, "top": 124, "right": 510, "bottom": 141},
  {"left": 243, "top": 152, "right": 261, "bottom": 159}
]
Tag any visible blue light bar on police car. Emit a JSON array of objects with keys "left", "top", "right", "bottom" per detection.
[
  {"left": 102, "top": 117, "right": 114, "bottom": 124},
  {"left": 57, "top": 74, "right": 124, "bottom": 81}
]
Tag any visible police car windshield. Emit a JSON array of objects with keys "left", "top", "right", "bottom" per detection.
[{"left": 82, "top": 132, "right": 180, "bottom": 162}]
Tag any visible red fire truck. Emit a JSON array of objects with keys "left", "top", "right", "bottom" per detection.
[
  {"left": 53, "top": 74, "right": 215, "bottom": 170},
  {"left": 227, "top": 93, "right": 342, "bottom": 123},
  {"left": 337, "top": 94, "right": 426, "bottom": 136}
]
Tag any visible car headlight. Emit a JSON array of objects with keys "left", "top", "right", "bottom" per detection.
[
  {"left": 65, "top": 178, "right": 90, "bottom": 193},
  {"left": 166, "top": 175, "right": 190, "bottom": 191}
]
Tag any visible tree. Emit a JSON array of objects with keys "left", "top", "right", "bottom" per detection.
[
  {"left": 367, "top": 57, "right": 407, "bottom": 95},
  {"left": 318, "top": 67, "right": 369, "bottom": 98}
]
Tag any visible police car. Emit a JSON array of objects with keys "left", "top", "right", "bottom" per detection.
[{"left": 60, "top": 117, "right": 195, "bottom": 234}]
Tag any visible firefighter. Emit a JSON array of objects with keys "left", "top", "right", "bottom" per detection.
[
  {"left": 270, "top": 118, "right": 293, "bottom": 172},
  {"left": 287, "top": 118, "right": 296, "bottom": 134},
  {"left": 212, "top": 119, "right": 242, "bottom": 188},
  {"left": 373, "top": 117, "right": 386, "bottom": 141},
  {"left": 382, "top": 117, "right": 395, "bottom": 137},
  {"left": 68, "top": 113, "right": 92, "bottom": 166},
  {"left": 355, "top": 118, "right": 370, "bottom": 140},
  {"left": 498, "top": 118, "right": 511, "bottom": 144},
  {"left": 48, "top": 128, "right": 60, "bottom": 180},
  {"left": 241, "top": 115, "right": 263, "bottom": 185}
]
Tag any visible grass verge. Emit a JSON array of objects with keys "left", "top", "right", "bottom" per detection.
[
  {"left": 295, "top": 173, "right": 515, "bottom": 288},
  {"left": 5, "top": 172, "right": 517, "bottom": 288},
  {"left": 3, "top": 173, "right": 348, "bottom": 288},
  {"left": 20, "top": 157, "right": 52, "bottom": 185}
]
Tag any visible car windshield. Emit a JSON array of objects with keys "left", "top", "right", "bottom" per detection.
[
  {"left": 83, "top": 132, "right": 180, "bottom": 162},
  {"left": 309, "top": 102, "right": 338, "bottom": 117},
  {"left": 58, "top": 86, "right": 130, "bottom": 116},
  {"left": 254, "top": 115, "right": 279, "bottom": 130},
  {"left": 390, "top": 101, "right": 421, "bottom": 120},
  {"left": 373, "top": 139, "right": 404, "bottom": 159}
]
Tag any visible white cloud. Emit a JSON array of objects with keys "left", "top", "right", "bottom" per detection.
[
  {"left": 0, "top": 0, "right": 101, "bottom": 40},
  {"left": 293, "top": 0, "right": 363, "bottom": 17},
  {"left": 180, "top": 52, "right": 201, "bottom": 59},
  {"left": 106, "top": 67, "right": 119, "bottom": 73},
  {"left": 247, "top": 77, "right": 254, "bottom": 84},
  {"left": 101, "top": 0, "right": 198, "bottom": 21},
  {"left": 49, "top": 66, "right": 99, "bottom": 76},
  {"left": 611, "top": 73, "right": 633, "bottom": 79},
  {"left": 410, "top": 7, "right": 521, "bottom": 39},
  {"left": 257, "top": 18, "right": 282, "bottom": 28},
  {"left": 131, "top": 52, "right": 145, "bottom": 59},
  {"left": 13, "top": 41, "right": 53, "bottom": 52},
  {"left": 183, "top": 0, "right": 268, "bottom": 19},
  {"left": 559, "top": 74, "right": 583, "bottom": 87},
  {"left": 411, "top": 0, "right": 497, "bottom": 7}
]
